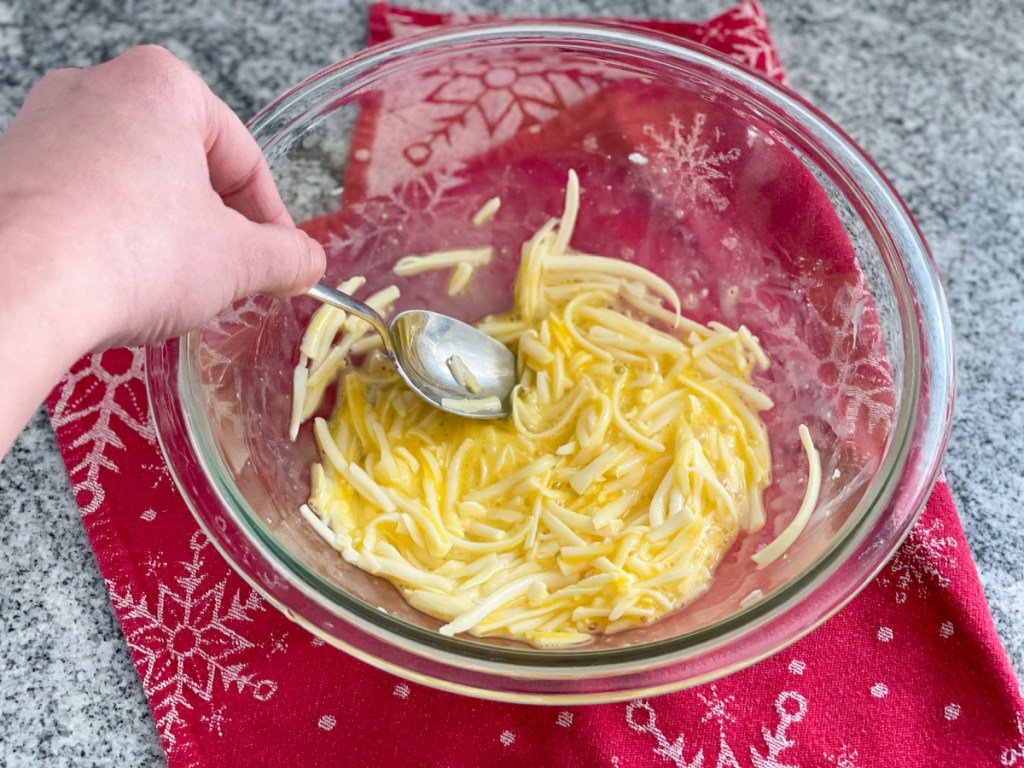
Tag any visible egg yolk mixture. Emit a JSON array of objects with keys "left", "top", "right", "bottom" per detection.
[{"left": 290, "top": 171, "right": 819, "bottom": 648}]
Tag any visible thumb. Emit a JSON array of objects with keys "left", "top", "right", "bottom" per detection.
[{"left": 230, "top": 220, "right": 326, "bottom": 300}]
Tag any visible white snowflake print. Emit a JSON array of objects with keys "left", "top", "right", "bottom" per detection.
[
  {"left": 642, "top": 113, "right": 742, "bottom": 212},
  {"left": 750, "top": 692, "right": 808, "bottom": 768},
  {"left": 138, "top": 470, "right": 167, "bottom": 522},
  {"left": 1001, "top": 711, "right": 1024, "bottom": 766},
  {"left": 699, "top": 686, "right": 737, "bottom": 727},
  {"left": 823, "top": 744, "right": 861, "bottom": 768},
  {"left": 194, "top": 295, "right": 271, "bottom": 434},
  {"left": 819, "top": 281, "right": 896, "bottom": 439},
  {"left": 49, "top": 347, "right": 153, "bottom": 515},
  {"left": 197, "top": 295, "right": 267, "bottom": 369},
  {"left": 365, "top": 52, "right": 624, "bottom": 196},
  {"left": 382, "top": 9, "right": 474, "bottom": 41},
  {"left": 626, "top": 688, "right": 809, "bottom": 768},
  {"left": 381, "top": 161, "right": 469, "bottom": 222},
  {"left": 703, "top": 1, "right": 788, "bottom": 85},
  {"left": 626, "top": 698, "right": 701, "bottom": 768},
  {"left": 368, "top": 0, "right": 786, "bottom": 196},
  {"left": 324, "top": 161, "right": 470, "bottom": 276},
  {"left": 267, "top": 630, "right": 290, "bottom": 656},
  {"left": 143, "top": 555, "right": 164, "bottom": 579},
  {"left": 398, "top": 53, "right": 604, "bottom": 166},
  {"left": 200, "top": 706, "right": 228, "bottom": 738},
  {"left": 108, "top": 531, "right": 278, "bottom": 751},
  {"left": 141, "top": 459, "right": 173, "bottom": 492},
  {"left": 878, "top": 514, "right": 959, "bottom": 604}
]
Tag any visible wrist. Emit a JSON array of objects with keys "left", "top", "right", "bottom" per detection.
[
  {"left": 0, "top": 195, "right": 112, "bottom": 353},
  {"left": 0, "top": 206, "right": 107, "bottom": 454}
]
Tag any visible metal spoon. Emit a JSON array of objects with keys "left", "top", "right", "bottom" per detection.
[{"left": 307, "top": 282, "right": 516, "bottom": 419}]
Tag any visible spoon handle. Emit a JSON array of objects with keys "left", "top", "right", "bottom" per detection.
[{"left": 307, "top": 282, "right": 393, "bottom": 354}]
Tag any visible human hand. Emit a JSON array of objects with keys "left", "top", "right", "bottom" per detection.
[
  {"left": 0, "top": 44, "right": 325, "bottom": 349},
  {"left": 0, "top": 45, "right": 326, "bottom": 456}
]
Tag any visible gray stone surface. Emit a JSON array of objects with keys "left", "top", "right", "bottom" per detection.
[{"left": 0, "top": 0, "right": 1021, "bottom": 764}]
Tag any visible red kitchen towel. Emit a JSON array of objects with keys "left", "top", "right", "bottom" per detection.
[{"left": 45, "top": 3, "right": 1024, "bottom": 767}]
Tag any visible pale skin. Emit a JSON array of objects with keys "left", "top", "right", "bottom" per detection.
[{"left": 0, "top": 45, "right": 327, "bottom": 457}]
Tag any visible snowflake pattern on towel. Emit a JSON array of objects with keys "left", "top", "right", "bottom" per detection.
[
  {"left": 641, "top": 113, "right": 743, "bottom": 212},
  {"left": 359, "top": 50, "right": 625, "bottom": 196},
  {"left": 1002, "top": 712, "right": 1024, "bottom": 766},
  {"left": 699, "top": 0, "right": 788, "bottom": 84},
  {"left": 359, "top": 0, "right": 785, "bottom": 198},
  {"left": 48, "top": 347, "right": 151, "bottom": 515},
  {"left": 627, "top": 687, "right": 811, "bottom": 768},
  {"left": 878, "top": 513, "right": 959, "bottom": 604},
  {"left": 108, "top": 531, "right": 279, "bottom": 749}
]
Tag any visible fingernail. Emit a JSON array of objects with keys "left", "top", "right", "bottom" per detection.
[{"left": 299, "top": 231, "right": 326, "bottom": 291}]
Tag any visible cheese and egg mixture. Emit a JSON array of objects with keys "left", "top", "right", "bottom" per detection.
[{"left": 290, "top": 171, "right": 820, "bottom": 648}]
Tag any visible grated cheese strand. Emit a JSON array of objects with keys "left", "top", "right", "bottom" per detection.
[
  {"left": 751, "top": 425, "right": 822, "bottom": 567},
  {"left": 393, "top": 247, "right": 493, "bottom": 276},
  {"left": 472, "top": 196, "right": 502, "bottom": 227},
  {"left": 447, "top": 355, "right": 482, "bottom": 394},
  {"left": 447, "top": 262, "right": 476, "bottom": 297}
]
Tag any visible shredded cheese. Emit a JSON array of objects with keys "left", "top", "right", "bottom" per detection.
[
  {"left": 393, "top": 246, "right": 492, "bottom": 299},
  {"left": 472, "top": 196, "right": 502, "bottom": 227},
  {"left": 447, "top": 355, "right": 482, "bottom": 394},
  {"left": 751, "top": 425, "right": 822, "bottom": 567},
  {"left": 291, "top": 170, "right": 817, "bottom": 647},
  {"left": 447, "top": 262, "right": 476, "bottom": 297},
  {"left": 440, "top": 396, "right": 503, "bottom": 414},
  {"left": 393, "top": 247, "right": 494, "bottom": 276}
]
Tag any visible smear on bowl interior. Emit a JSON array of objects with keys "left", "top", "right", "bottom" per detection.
[{"left": 290, "top": 171, "right": 820, "bottom": 648}]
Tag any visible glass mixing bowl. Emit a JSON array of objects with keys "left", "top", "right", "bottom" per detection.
[{"left": 146, "top": 23, "right": 953, "bottom": 703}]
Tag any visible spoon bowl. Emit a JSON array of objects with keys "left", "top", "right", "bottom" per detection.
[
  {"left": 306, "top": 282, "right": 516, "bottom": 418},
  {"left": 390, "top": 310, "right": 518, "bottom": 418}
]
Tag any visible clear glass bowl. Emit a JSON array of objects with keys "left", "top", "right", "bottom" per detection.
[{"left": 146, "top": 23, "right": 953, "bottom": 703}]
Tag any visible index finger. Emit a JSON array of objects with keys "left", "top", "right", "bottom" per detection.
[{"left": 200, "top": 82, "right": 294, "bottom": 227}]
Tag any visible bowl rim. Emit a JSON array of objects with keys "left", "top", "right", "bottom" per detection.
[{"left": 146, "top": 20, "right": 954, "bottom": 700}]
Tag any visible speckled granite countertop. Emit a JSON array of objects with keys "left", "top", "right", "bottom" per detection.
[{"left": 1, "top": 0, "right": 1021, "bottom": 764}]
